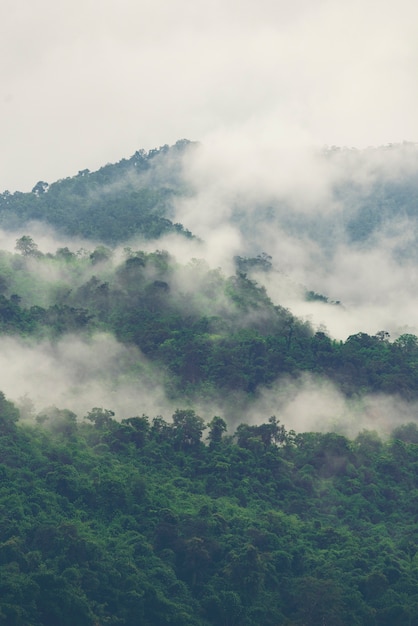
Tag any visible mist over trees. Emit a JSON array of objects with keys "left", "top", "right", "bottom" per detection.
[
  {"left": 0, "top": 140, "right": 194, "bottom": 244},
  {"left": 2, "top": 141, "right": 418, "bottom": 624},
  {"left": 0, "top": 234, "right": 417, "bottom": 406}
]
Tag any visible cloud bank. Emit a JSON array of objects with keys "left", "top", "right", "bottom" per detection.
[
  {"left": 170, "top": 141, "right": 418, "bottom": 340},
  {"left": 1, "top": 333, "right": 174, "bottom": 421},
  {"left": 1, "top": 0, "right": 418, "bottom": 191}
]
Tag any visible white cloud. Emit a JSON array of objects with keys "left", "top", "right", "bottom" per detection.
[
  {"left": 1, "top": 0, "right": 418, "bottom": 191},
  {"left": 0, "top": 332, "right": 173, "bottom": 420},
  {"left": 236, "top": 373, "right": 418, "bottom": 439}
]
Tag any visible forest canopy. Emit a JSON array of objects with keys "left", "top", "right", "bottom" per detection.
[
  {"left": 2, "top": 142, "right": 418, "bottom": 624},
  {"left": 2, "top": 397, "right": 418, "bottom": 625}
]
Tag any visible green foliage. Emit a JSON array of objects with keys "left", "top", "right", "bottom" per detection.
[
  {"left": 0, "top": 141, "right": 195, "bottom": 244},
  {"left": 3, "top": 398, "right": 418, "bottom": 624},
  {"left": 5, "top": 143, "right": 418, "bottom": 623},
  {"left": 207, "top": 416, "right": 227, "bottom": 447},
  {"left": 3, "top": 237, "right": 418, "bottom": 402},
  {"left": 0, "top": 392, "right": 19, "bottom": 433},
  {"left": 15, "top": 235, "right": 40, "bottom": 257},
  {"left": 391, "top": 422, "right": 418, "bottom": 443},
  {"left": 171, "top": 409, "right": 206, "bottom": 450}
]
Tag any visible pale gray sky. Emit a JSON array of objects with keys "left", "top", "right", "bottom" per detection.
[{"left": 1, "top": 0, "right": 418, "bottom": 191}]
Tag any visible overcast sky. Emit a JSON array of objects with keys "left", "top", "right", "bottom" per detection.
[{"left": 1, "top": 0, "right": 417, "bottom": 191}]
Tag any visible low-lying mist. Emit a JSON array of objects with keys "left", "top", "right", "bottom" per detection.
[
  {"left": 232, "top": 374, "right": 418, "bottom": 439},
  {"left": 172, "top": 140, "right": 418, "bottom": 340},
  {"left": 1, "top": 333, "right": 172, "bottom": 422},
  {"left": 3, "top": 140, "right": 418, "bottom": 438},
  {"left": 5, "top": 330, "right": 414, "bottom": 440}
]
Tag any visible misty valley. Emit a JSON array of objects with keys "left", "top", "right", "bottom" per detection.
[{"left": 3, "top": 141, "right": 418, "bottom": 624}]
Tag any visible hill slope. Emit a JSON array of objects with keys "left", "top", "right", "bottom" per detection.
[{"left": 0, "top": 140, "right": 194, "bottom": 244}]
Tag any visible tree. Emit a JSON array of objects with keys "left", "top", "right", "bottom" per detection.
[
  {"left": 207, "top": 416, "right": 227, "bottom": 447},
  {"left": 293, "top": 576, "right": 345, "bottom": 625},
  {"left": 36, "top": 406, "right": 77, "bottom": 437},
  {"left": 172, "top": 409, "right": 206, "bottom": 450},
  {"left": 391, "top": 422, "right": 418, "bottom": 444},
  {"left": 150, "top": 416, "right": 172, "bottom": 443},
  {"left": 394, "top": 333, "right": 418, "bottom": 354},
  {"left": 89, "top": 246, "right": 113, "bottom": 265},
  {"left": 31, "top": 181, "right": 48, "bottom": 195},
  {"left": 259, "top": 416, "right": 287, "bottom": 447},
  {"left": 180, "top": 536, "right": 211, "bottom": 585},
  {"left": 354, "top": 429, "right": 383, "bottom": 459},
  {"left": 235, "top": 417, "right": 286, "bottom": 451},
  {"left": 84, "top": 408, "right": 115, "bottom": 428},
  {"left": 203, "top": 590, "right": 243, "bottom": 626},
  {"left": 0, "top": 391, "right": 19, "bottom": 433},
  {"left": 55, "top": 247, "right": 76, "bottom": 262},
  {"left": 15, "top": 235, "right": 40, "bottom": 257},
  {"left": 121, "top": 416, "right": 150, "bottom": 447}
]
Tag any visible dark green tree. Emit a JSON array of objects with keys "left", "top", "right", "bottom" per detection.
[
  {"left": 15, "top": 235, "right": 40, "bottom": 257},
  {"left": 172, "top": 409, "right": 206, "bottom": 450}
]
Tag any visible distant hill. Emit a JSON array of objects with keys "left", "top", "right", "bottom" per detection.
[
  {"left": 0, "top": 140, "right": 195, "bottom": 244},
  {"left": 226, "top": 142, "right": 418, "bottom": 259},
  {"left": 2, "top": 141, "right": 418, "bottom": 257}
]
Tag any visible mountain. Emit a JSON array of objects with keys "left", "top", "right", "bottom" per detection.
[
  {"left": 2, "top": 141, "right": 418, "bottom": 625},
  {"left": 0, "top": 142, "right": 418, "bottom": 414},
  {"left": 0, "top": 140, "right": 195, "bottom": 244}
]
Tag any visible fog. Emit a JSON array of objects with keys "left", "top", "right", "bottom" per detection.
[
  {"left": 172, "top": 141, "right": 418, "bottom": 340},
  {"left": 1, "top": 333, "right": 174, "bottom": 421},
  {"left": 0, "top": 223, "right": 94, "bottom": 256},
  {"left": 4, "top": 326, "right": 416, "bottom": 440},
  {"left": 234, "top": 374, "right": 418, "bottom": 439},
  {"left": 2, "top": 140, "right": 418, "bottom": 437}
]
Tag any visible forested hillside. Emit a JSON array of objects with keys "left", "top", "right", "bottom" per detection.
[
  {"left": 2, "top": 142, "right": 418, "bottom": 624},
  {"left": 4, "top": 399, "right": 418, "bottom": 625},
  {"left": 3, "top": 141, "right": 418, "bottom": 258},
  {"left": 0, "top": 141, "right": 194, "bottom": 243},
  {"left": 0, "top": 239, "right": 418, "bottom": 404}
]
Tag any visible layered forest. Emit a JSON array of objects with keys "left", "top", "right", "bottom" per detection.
[{"left": 2, "top": 141, "right": 418, "bottom": 624}]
